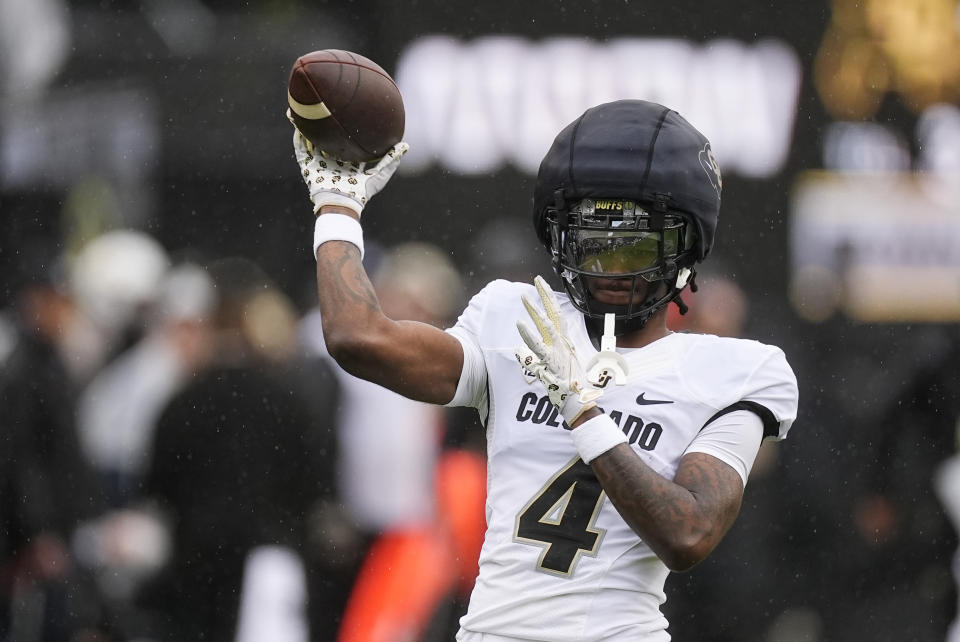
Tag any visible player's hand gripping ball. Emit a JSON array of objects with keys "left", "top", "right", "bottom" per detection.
[
  {"left": 291, "top": 126, "right": 408, "bottom": 215},
  {"left": 287, "top": 49, "right": 405, "bottom": 163}
]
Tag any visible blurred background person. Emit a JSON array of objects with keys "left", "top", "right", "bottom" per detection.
[
  {"left": 77, "top": 260, "right": 215, "bottom": 508},
  {"left": 0, "top": 243, "right": 108, "bottom": 641},
  {"left": 336, "top": 449, "right": 486, "bottom": 642},
  {"left": 666, "top": 270, "right": 748, "bottom": 339},
  {"left": 68, "top": 259, "right": 216, "bottom": 635},
  {"left": 842, "top": 330, "right": 960, "bottom": 641},
  {"left": 130, "top": 257, "right": 343, "bottom": 642}
]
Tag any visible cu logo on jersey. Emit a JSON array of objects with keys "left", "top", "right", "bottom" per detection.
[{"left": 699, "top": 143, "right": 722, "bottom": 198}]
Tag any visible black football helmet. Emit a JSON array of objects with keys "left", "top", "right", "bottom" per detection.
[{"left": 533, "top": 100, "right": 722, "bottom": 334}]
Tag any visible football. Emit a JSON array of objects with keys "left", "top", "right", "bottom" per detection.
[{"left": 287, "top": 49, "right": 405, "bottom": 163}]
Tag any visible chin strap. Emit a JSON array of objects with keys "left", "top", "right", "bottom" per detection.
[
  {"left": 586, "top": 313, "right": 629, "bottom": 387},
  {"left": 671, "top": 267, "right": 697, "bottom": 316},
  {"left": 673, "top": 296, "right": 689, "bottom": 315}
]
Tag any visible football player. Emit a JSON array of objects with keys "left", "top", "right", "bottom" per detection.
[{"left": 292, "top": 99, "right": 799, "bottom": 641}]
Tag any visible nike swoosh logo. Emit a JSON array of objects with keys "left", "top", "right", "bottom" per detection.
[{"left": 636, "top": 393, "right": 673, "bottom": 406}]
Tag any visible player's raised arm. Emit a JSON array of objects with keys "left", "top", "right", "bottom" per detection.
[{"left": 291, "top": 128, "right": 464, "bottom": 405}]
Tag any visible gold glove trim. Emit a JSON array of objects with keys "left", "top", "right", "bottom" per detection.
[
  {"left": 521, "top": 296, "right": 553, "bottom": 348},
  {"left": 534, "top": 276, "right": 562, "bottom": 329}
]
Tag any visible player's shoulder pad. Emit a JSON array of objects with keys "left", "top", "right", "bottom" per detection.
[
  {"left": 677, "top": 334, "right": 799, "bottom": 440},
  {"left": 448, "top": 279, "right": 536, "bottom": 347}
]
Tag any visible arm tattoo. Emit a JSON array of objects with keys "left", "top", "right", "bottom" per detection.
[
  {"left": 311, "top": 232, "right": 463, "bottom": 405},
  {"left": 592, "top": 446, "right": 743, "bottom": 567},
  {"left": 317, "top": 242, "right": 380, "bottom": 311}
]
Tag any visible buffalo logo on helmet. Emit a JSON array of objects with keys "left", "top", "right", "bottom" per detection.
[{"left": 698, "top": 143, "right": 722, "bottom": 198}]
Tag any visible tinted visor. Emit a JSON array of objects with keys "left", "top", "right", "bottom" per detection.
[{"left": 571, "top": 228, "right": 679, "bottom": 280}]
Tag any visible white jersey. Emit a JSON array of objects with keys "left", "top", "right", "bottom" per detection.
[{"left": 445, "top": 280, "right": 798, "bottom": 641}]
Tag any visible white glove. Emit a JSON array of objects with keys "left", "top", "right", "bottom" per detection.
[
  {"left": 290, "top": 116, "right": 408, "bottom": 216},
  {"left": 515, "top": 275, "right": 603, "bottom": 426}
]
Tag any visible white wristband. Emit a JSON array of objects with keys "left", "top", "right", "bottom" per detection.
[
  {"left": 313, "top": 213, "right": 364, "bottom": 260},
  {"left": 571, "top": 413, "right": 628, "bottom": 464}
]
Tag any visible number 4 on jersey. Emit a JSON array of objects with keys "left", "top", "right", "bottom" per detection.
[{"left": 514, "top": 457, "right": 607, "bottom": 577}]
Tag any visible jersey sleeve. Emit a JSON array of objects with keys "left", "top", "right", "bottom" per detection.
[
  {"left": 686, "top": 337, "right": 799, "bottom": 442},
  {"left": 740, "top": 347, "right": 798, "bottom": 441},
  {"left": 443, "top": 282, "right": 493, "bottom": 416},
  {"left": 685, "top": 409, "right": 764, "bottom": 487}
]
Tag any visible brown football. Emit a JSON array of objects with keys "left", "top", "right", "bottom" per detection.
[{"left": 287, "top": 49, "right": 405, "bottom": 163}]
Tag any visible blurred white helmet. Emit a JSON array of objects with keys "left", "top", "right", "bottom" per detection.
[
  {"left": 153, "top": 262, "right": 215, "bottom": 325},
  {"left": 70, "top": 229, "right": 170, "bottom": 337}
]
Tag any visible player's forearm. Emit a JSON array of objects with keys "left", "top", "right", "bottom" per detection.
[
  {"left": 590, "top": 447, "right": 739, "bottom": 571},
  {"left": 314, "top": 231, "right": 389, "bottom": 369},
  {"left": 312, "top": 204, "right": 384, "bottom": 346},
  {"left": 313, "top": 215, "right": 463, "bottom": 403},
  {"left": 314, "top": 243, "right": 419, "bottom": 392}
]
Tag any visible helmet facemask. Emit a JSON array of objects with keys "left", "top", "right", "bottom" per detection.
[{"left": 547, "top": 198, "right": 697, "bottom": 334}]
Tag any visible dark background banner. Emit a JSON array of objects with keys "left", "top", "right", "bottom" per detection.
[{"left": 3, "top": 1, "right": 837, "bottom": 307}]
